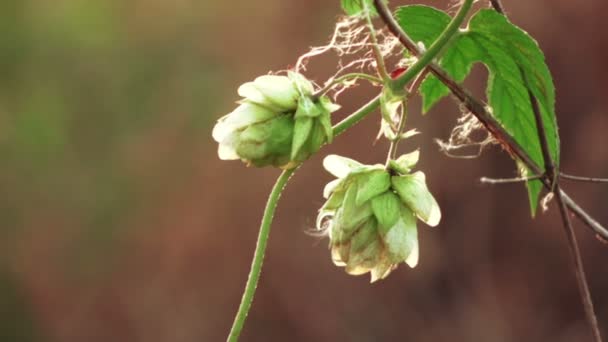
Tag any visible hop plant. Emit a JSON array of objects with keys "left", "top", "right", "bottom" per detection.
[
  {"left": 212, "top": 72, "right": 340, "bottom": 169},
  {"left": 317, "top": 152, "right": 441, "bottom": 282}
]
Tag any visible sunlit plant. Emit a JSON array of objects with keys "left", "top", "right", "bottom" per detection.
[{"left": 214, "top": 1, "right": 607, "bottom": 341}]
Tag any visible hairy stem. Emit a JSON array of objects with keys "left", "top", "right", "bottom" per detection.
[
  {"left": 313, "top": 73, "right": 381, "bottom": 99},
  {"left": 364, "top": 2, "right": 390, "bottom": 81},
  {"left": 228, "top": 168, "right": 296, "bottom": 341}
]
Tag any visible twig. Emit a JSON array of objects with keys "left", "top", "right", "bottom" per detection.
[
  {"left": 373, "top": 0, "right": 608, "bottom": 241},
  {"left": 480, "top": 175, "right": 542, "bottom": 184},
  {"left": 489, "top": 0, "right": 506, "bottom": 14},
  {"left": 561, "top": 173, "right": 608, "bottom": 184},
  {"left": 554, "top": 184, "right": 603, "bottom": 342},
  {"left": 333, "top": 95, "right": 381, "bottom": 136},
  {"left": 364, "top": 2, "right": 390, "bottom": 82},
  {"left": 385, "top": 70, "right": 429, "bottom": 165},
  {"left": 312, "top": 73, "right": 382, "bottom": 99},
  {"left": 526, "top": 65, "right": 603, "bottom": 342},
  {"left": 497, "top": 0, "right": 601, "bottom": 337},
  {"left": 227, "top": 168, "right": 296, "bottom": 341},
  {"left": 526, "top": 85, "right": 557, "bottom": 188}
]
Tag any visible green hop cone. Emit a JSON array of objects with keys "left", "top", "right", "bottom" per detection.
[
  {"left": 212, "top": 72, "right": 339, "bottom": 169},
  {"left": 317, "top": 152, "right": 441, "bottom": 282}
]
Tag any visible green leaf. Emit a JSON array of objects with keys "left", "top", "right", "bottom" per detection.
[
  {"left": 395, "top": 5, "right": 451, "bottom": 48},
  {"left": 341, "top": 0, "right": 385, "bottom": 17},
  {"left": 396, "top": 6, "right": 559, "bottom": 215},
  {"left": 468, "top": 10, "right": 559, "bottom": 214},
  {"left": 418, "top": 35, "right": 480, "bottom": 113},
  {"left": 395, "top": 5, "right": 479, "bottom": 113}
]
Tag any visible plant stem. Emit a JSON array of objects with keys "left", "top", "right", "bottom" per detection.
[
  {"left": 526, "top": 55, "right": 603, "bottom": 342},
  {"left": 384, "top": 70, "right": 429, "bottom": 166},
  {"left": 363, "top": 3, "right": 390, "bottom": 82},
  {"left": 381, "top": 0, "right": 472, "bottom": 166},
  {"left": 561, "top": 173, "right": 608, "bottom": 184},
  {"left": 528, "top": 89, "right": 602, "bottom": 342},
  {"left": 494, "top": 0, "right": 600, "bottom": 338},
  {"left": 490, "top": 0, "right": 506, "bottom": 14},
  {"left": 227, "top": 168, "right": 296, "bottom": 342},
  {"left": 332, "top": 35, "right": 458, "bottom": 140},
  {"left": 480, "top": 175, "right": 542, "bottom": 184},
  {"left": 332, "top": 95, "right": 381, "bottom": 136},
  {"left": 554, "top": 183, "right": 603, "bottom": 342},
  {"left": 385, "top": 102, "right": 408, "bottom": 165},
  {"left": 313, "top": 73, "right": 382, "bottom": 99}
]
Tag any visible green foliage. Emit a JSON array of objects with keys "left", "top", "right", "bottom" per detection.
[
  {"left": 396, "top": 6, "right": 560, "bottom": 215},
  {"left": 0, "top": 270, "right": 40, "bottom": 341},
  {"left": 341, "top": 0, "right": 386, "bottom": 17}
]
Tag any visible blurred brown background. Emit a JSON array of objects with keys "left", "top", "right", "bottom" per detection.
[{"left": 1, "top": 0, "right": 607, "bottom": 341}]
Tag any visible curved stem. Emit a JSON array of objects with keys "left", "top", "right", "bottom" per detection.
[
  {"left": 227, "top": 92, "right": 387, "bottom": 340},
  {"left": 227, "top": 168, "right": 296, "bottom": 341},
  {"left": 332, "top": 95, "right": 381, "bottom": 136},
  {"left": 364, "top": 2, "right": 390, "bottom": 82},
  {"left": 385, "top": 102, "right": 408, "bottom": 165},
  {"left": 313, "top": 73, "right": 381, "bottom": 99},
  {"left": 384, "top": 69, "right": 428, "bottom": 166}
]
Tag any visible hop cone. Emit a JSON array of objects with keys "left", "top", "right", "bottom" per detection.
[
  {"left": 317, "top": 152, "right": 441, "bottom": 282},
  {"left": 212, "top": 72, "right": 339, "bottom": 169}
]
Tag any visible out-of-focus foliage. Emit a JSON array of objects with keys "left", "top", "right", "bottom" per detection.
[
  {"left": 1, "top": 0, "right": 221, "bottom": 244},
  {"left": 0, "top": 1, "right": 224, "bottom": 338}
]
